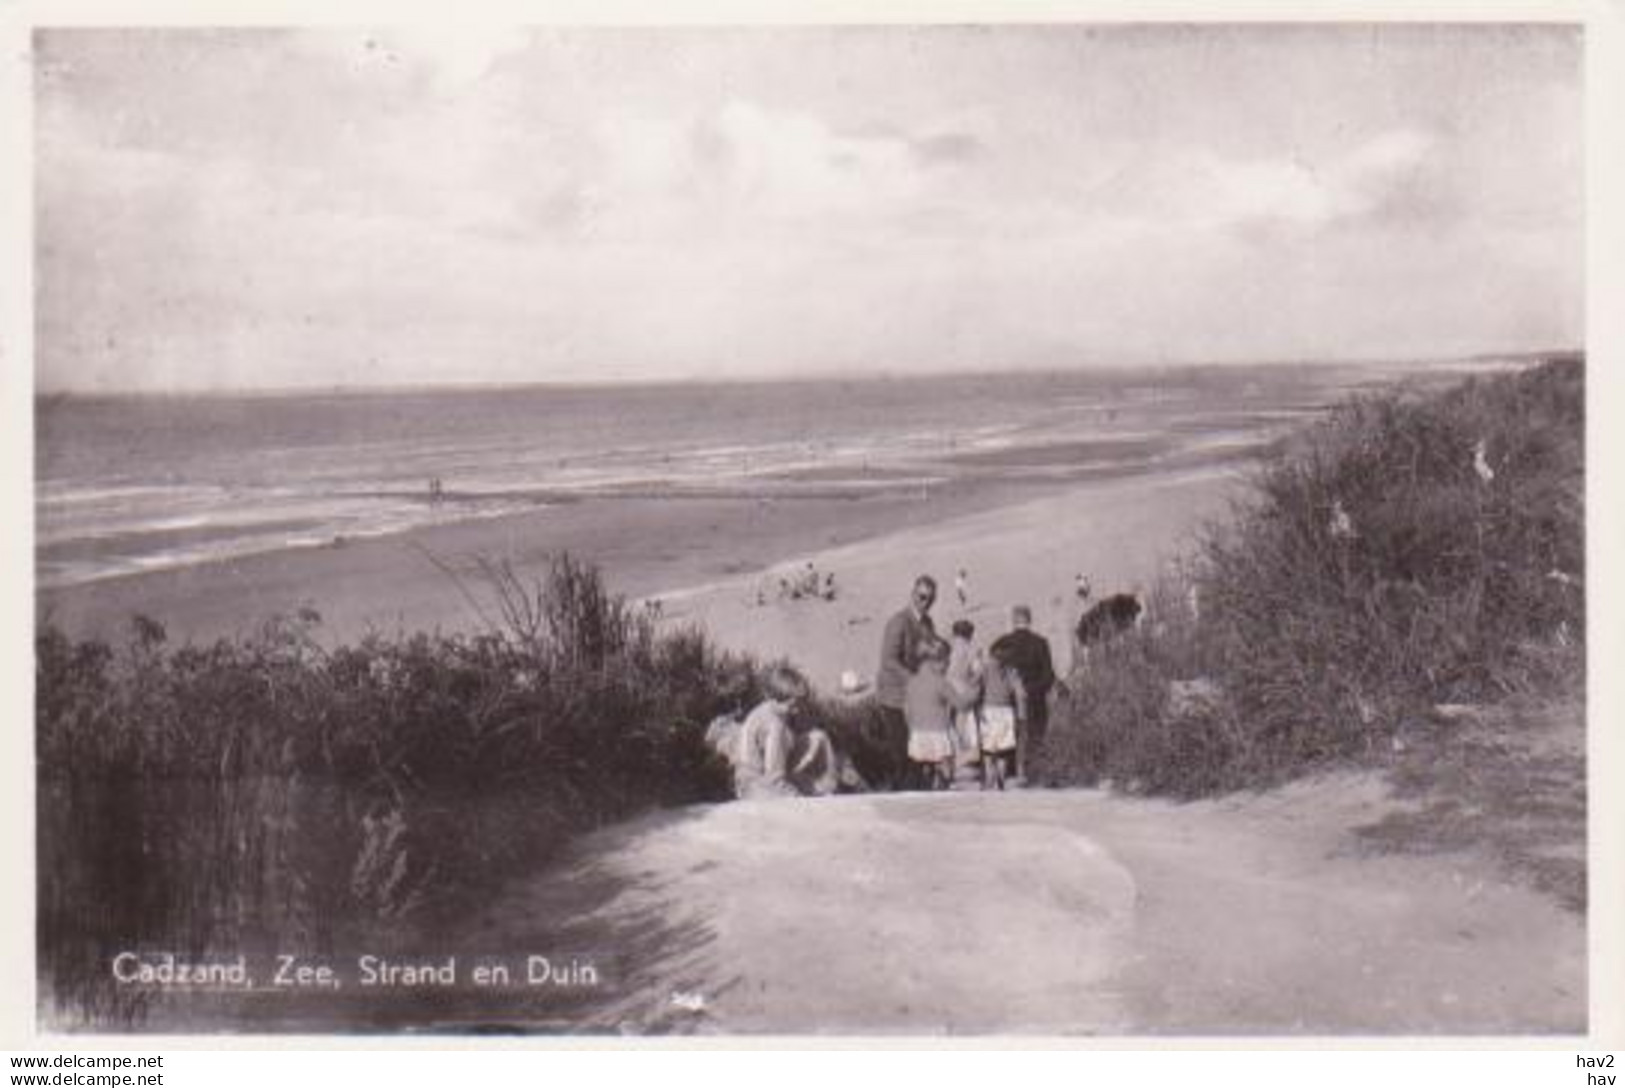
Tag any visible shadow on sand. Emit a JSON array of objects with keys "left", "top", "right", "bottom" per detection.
[{"left": 104, "top": 806, "right": 736, "bottom": 1036}]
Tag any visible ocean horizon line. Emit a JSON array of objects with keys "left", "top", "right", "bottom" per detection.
[{"left": 30, "top": 348, "right": 1574, "bottom": 401}]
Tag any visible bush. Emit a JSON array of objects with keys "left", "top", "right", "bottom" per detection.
[
  {"left": 36, "top": 554, "right": 756, "bottom": 1027},
  {"left": 1042, "top": 357, "right": 1584, "bottom": 796}
]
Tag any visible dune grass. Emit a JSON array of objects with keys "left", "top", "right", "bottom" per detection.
[
  {"left": 35, "top": 554, "right": 796, "bottom": 1027},
  {"left": 1040, "top": 356, "right": 1585, "bottom": 803}
]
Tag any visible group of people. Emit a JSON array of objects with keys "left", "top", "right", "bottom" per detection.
[
  {"left": 756, "top": 562, "right": 839, "bottom": 605},
  {"left": 707, "top": 572, "right": 1062, "bottom": 800},
  {"left": 874, "top": 574, "right": 1057, "bottom": 790}
]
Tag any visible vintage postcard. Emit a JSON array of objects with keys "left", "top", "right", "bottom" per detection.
[{"left": 8, "top": 7, "right": 1617, "bottom": 1045}]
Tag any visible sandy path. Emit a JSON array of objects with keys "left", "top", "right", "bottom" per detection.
[{"left": 463, "top": 776, "right": 1584, "bottom": 1036}]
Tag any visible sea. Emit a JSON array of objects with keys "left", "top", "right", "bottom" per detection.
[{"left": 34, "top": 362, "right": 1494, "bottom": 591}]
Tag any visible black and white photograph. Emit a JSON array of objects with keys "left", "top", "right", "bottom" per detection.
[{"left": 17, "top": 15, "right": 1605, "bottom": 1040}]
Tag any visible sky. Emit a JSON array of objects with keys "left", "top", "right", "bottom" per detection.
[{"left": 33, "top": 23, "right": 1583, "bottom": 392}]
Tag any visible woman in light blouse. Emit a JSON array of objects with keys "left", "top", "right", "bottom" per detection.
[{"left": 734, "top": 665, "right": 839, "bottom": 799}]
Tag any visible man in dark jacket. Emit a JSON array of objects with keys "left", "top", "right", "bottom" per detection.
[
  {"left": 874, "top": 574, "right": 937, "bottom": 789},
  {"left": 990, "top": 604, "right": 1055, "bottom": 780}
]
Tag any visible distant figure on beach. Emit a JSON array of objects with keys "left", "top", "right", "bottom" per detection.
[
  {"left": 770, "top": 562, "right": 839, "bottom": 603},
  {"left": 875, "top": 574, "right": 938, "bottom": 789},
  {"left": 990, "top": 605, "right": 1056, "bottom": 781},
  {"left": 946, "top": 619, "right": 985, "bottom": 778},
  {"left": 1068, "top": 573, "right": 1094, "bottom": 673},
  {"left": 428, "top": 476, "right": 445, "bottom": 505},
  {"left": 955, "top": 567, "right": 969, "bottom": 607},
  {"left": 734, "top": 665, "right": 839, "bottom": 799},
  {"left": 904, "top": 639, "right": 963, "bottom": 790}
]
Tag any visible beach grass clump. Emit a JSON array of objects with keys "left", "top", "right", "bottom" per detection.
[
  {"left": 36, "top": 554, "right": 749, "bottom": 1027},
  {"left": 1042, "top": 356, "right": 1584, "bottom": 796}
]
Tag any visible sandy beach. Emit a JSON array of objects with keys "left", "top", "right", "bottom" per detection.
[
  {"left": 656, "top": 466, "right": 1242, "bottom": 692},
  {"left": 38, "top": 460, "right": 1246, "bottom": 695}
]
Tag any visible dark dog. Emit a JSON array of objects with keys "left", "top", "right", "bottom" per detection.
[{"left": 1075, "top": 592, "right": 1143, "bottom": 647}]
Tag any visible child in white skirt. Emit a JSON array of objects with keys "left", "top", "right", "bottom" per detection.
[{"left": 904, "top": 638, "right": 962, "bottom": 790}]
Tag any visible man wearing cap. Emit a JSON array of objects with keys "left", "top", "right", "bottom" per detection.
[
  {"left": 874, "top": 574, "right": 938, "bottom": 789},
  {"left": 990, "top": 604, "right": 1056, "bottom": 781}
]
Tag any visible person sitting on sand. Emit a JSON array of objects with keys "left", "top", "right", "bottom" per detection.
[
  {"left": 704, "top": 669, "right": 755, "bottom": 768},
  {"left": 788, "top": 716, "right": 845, "bottom": 796},
  {"left": 904, "top": 639, "right": 968, "bottom": 791},
  {"left": 734, "top": 665, "right": 839, "bottom": 799}
]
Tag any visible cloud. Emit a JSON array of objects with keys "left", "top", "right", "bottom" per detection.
[
  {"left": 687, "top": 100, "right": 926, "bottom": 217},
  {"left": 1090, "top": 127, "right": 1445, "bottom": 236},
  {"left": 295, "top": 26, "right": 530, "bottom": 93},
  {"left": 593, "top": 100, "right": 970, "bottom": 235},
  {"left": 911, "top": 131, "right": 985, "bottom": 166},
  {"left": 33, "top": 27, "right": 1580, "bottom": 391}
]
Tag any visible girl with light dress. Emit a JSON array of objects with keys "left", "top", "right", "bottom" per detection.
[{"left": 903, "top": 639, "right": 966, "bottom": 790}]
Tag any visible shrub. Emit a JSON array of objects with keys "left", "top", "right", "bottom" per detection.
[
  {"left": 36, "top": 554, "right": 751, "bottom": 1028},
  {"left": 1042, "top": 357, "right": 1584, "bottom": 796}
]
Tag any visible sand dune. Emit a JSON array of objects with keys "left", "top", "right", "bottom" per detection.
[{"left": 458, "top": 774, "right": 1584, "bottom": 1035}]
